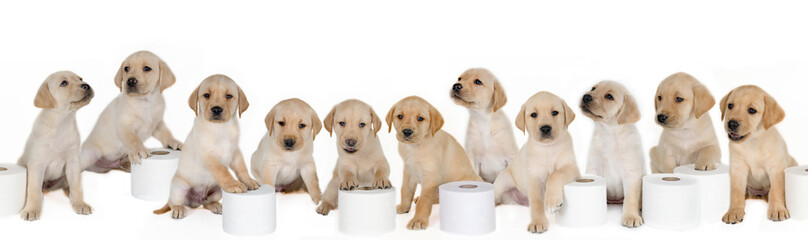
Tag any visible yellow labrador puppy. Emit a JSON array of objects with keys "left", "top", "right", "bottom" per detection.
[
  {"left": 250, "top": 98, "right": 322, "bottom": 204},
  {"left": 79, "top": 51, "right": 182, "bottom": 174},
  {"left": 720, "top": 85, "right": 797, "bottom": 224},
  {"left": 649, "top": 72, "right": 721, "bottom": 173},
  {"left": 493, "top": 91, "right": 580, "bottom": 234},
  {"left": 386, "top": 96, "right": 482, "bottom": 230},
  {"left": 450, "top": 68, "right": 518, "bottom": 183},
  {"left": 316, "top": 99, "right": 391, "bottom": 215},
  {"left": 154, "top": 74, "right": 259, "bottom": 219},
  {"left": 580, "top": 81, "right": 645, "bottom": 227},
  {"left": 18, "top": 71, "right": 94, "bottom": 220}
]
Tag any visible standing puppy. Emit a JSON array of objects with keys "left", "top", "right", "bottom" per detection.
[
  {"left": 450, "top": 68, "right": 518, "bottom": 183},
  {"left": 720, "top": 85, "right": 797, "bottom": 224},
  {"left": 80, "top": 51, "right": 182, "bottom": 174},
  {"left": 250, "top": 98, "right": 323, "bottom": 204},
  {"left": 18, "top": 71, "right": 94, "bottom": 220},
  {"left": 580, "top": 81, "right": 645, "bottom": 227},
  {"left": 493, "top": 92, "right": 580, "bottom": 234},
  {"left": 387, "top": 96, "right": 482, "bottom": 230},
  {"left": 650, "top": 72, "right": 721, "bottom": 173},
  {"left": 153, "top": 74, "right": 259, "bottom": 219},
  {"left": 316, "top": 99, "right": 391, "bottom": 215}
]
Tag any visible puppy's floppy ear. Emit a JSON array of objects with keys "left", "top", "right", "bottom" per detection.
[
  {"left": 762, "top": 95, "right": 785, "bottom": 130},
  {"left": 617, "top": 93, "right": 640, "bottom": 124},
  {"left": 323, "top": 106, "right": 336, "bottom": 137},
  {"left": 310, "top": 110, "right": 322, "bottom": 140},
  {"left": 719, "top": 90, "right": 731, "bottom": 121},
  {"left": 562, "top": 100, "right": 576, "bottom": 128},
  {"left": 692, "top": 82, "right": 715, "bottom": 119},
  {"left": 34, "top": 82, "right": 55, "bottom": 109},
  {"left": 114, "top": 61, "right": 124, "bottom": 91},
  {"left": 427, "top": 104, "right": 444, "bottom": 136},
  {"left": 157, "top": 58, "right": 176, "bottom": 93},
  {"left": 370, "top": 108, "right": 383, "bottom": 137},
  {"left": 237, "top": 87, "right": 249, "bottom": 118},
  {"left": 188, "top": 85, "right": 200, "bottom": 116},
  {"left": 515, "top": 104, "right": 526, "bottom": 134},
  {"left": 385, "top": 105, "right": 396, "bottom": 133},
  {"left": 492, "top": 80, "right": 507, "bottom": 112},
  {"left": 264, "top": 108, "right": 276, "bottom": 136}
]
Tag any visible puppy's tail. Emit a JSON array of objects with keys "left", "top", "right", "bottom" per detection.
[{"left": 153, "top": 204, "right": 171, "bottom": 215}]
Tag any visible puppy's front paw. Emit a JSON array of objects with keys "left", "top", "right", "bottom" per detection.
[
  {"left": 128, "top": 145, "right": 150, "bottom": 165},
  {"left": 622, "top": 213, "right": 643, "bottom": 228},
  {"left": 407, "top": 217, "right": 428, "bottom": 230},
  {"left": 768, "top": 205, "right": 790, "bottom": 221},
  {"left": 374, "top": 178, "right": 392, "bottom": 189},
  {"left": 396, "top": 204, "right": 411, "bottom": 214},
  {"left": 694, "top": 160, "right": 717, "bottom": 171},
  {"left": 339, "top": 178, "right": 358, "bottom": 191},
  {"left": 723, "top": 208, "right": 745, "bottom": 224},
  {"left": 72, "top": 202, "right": 93, "bottom": 215},
  {"left": 527, "top": 220, "right": 549, "bottom": 234},
  {"left": 20, "top": 207, "right": 41, "bottom": 221},
  {"left": 316, "top": 203, "right": 333, "bottom": 216},
  {"left": 204, "top": 202, "right": 222, "bottom": 215},
  {"left": 544, "top": 190, "right": 564, "bottom": 213},
  {"left": 241, "top": 178, "right": 261, "bottom": 191},
  {"left": 164, "top": 139, "right": 183, "bottom": 151},
  {"left": 221, "top": 181, "right": 248, "bottom": 193},
  {"left": 171, "top": 206, "right": 187, "bottom": 219}
]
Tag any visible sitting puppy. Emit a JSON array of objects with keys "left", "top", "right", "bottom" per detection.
[
  {"left": 316, "top": 99, "right": 391, "bottom": 215},
  {"left": 386, "top": 96, "right": 482, "bottom": 230},
  {"left": 493, "top": 91, "right": 580, "bottom": 234},
  {"left": 720, "top": 85, "right": 797, "bottom": 224},
  {"left": 18, "top": 71, "right": 94, "bottom": 220},
  {"left": 250, "top": 98, "right": 323, "bottom": 204},
  {"left": 650, "top": 72, "right": 721, "bottom": 173},
  {"left": 79, "top": 51, "right": 183, "bottom": 174},
  {"left": 580, "top": 81, "right": 645, "bottom": 227},
  {"left": 154, "top": 74, "right": 259, "bottom": 219},
  {"left": 450, "top": 68, "right": 518, "bottom": 183}
]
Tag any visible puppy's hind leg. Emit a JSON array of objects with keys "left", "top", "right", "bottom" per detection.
[
  {"left": 203, "top": 189, "right": 223, "bottom": 215},
  {"left": 493, "top": 170, "right": 517, "bottom": 206},
  {"left": 649, "top": 147, "right": 662, "bottom": 174}
]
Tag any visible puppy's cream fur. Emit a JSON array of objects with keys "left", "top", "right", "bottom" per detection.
[
  {"left": 387, "top": 96, "right": 482, "bottom": 230},
  {"left": 450, "top": 68, "right": 518, "bottom": 183},
  {"left": 250, "top": 98, "right": 323, "bottom": 204},
  {"left": 650, "top": 72, "right": 721, "bottom": 173},
  {"left": 580, "top": 81, "right": 644, "bottom": 228},
  {"left": 493, "top": 91, "right": 580, "bottom": 234},
  {"left": 18, "top": 71, "right": 94, "bottom": 220},
  {"left": 316, "top": 99, "right": 391, "bottom": 215},
  {"left": 719, "top": 85, "right": 797, "bottom": 224},
  {"left": 154, "top": 74, "right": 259, "bottom": 219}
]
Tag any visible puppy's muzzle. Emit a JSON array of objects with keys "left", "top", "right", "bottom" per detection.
[
  {"left": 452, "top": 83, "right": 462, "bottom": 92},
  {"left": 402, "top": 129, "right": 414, "bottom": 137},
  {"left": 726, "top": 120, "right": 745, "bottom": 141},
  {"left": 582, "top": 94, "right": 593, "bottom": 104},
  {"left": 540, "top": 125, "right": 552, "bottom": 138},
  {"left": 283, "top": 138, "right": 296, "bottom": 150},
  {"left": 344, "top": 138, "right": 358, "bottom": 153},
  {"left": 81, "top": 83, "right": 91, "bottom": 90},
  {"left": 211, "top": 106, "right": 223, "bottom": 116},
  {"left": 656, "top": 114, "right": 668, "bottom": 124},
  {"left": 127, "top": 78, "right": 138, "bottom": 87}
]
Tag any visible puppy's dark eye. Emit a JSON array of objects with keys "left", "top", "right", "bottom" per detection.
[
  {"left": 359, "top": 123, "right": 366, "bottom": 128},
  {"left": 203, "top": 93, "right": 210, "bottom": 99},
  {"left": 457, "top": 77, "right": 461, "bottom": 81},
  {"left": 530, "top": 112, "right": 537, "bottom": 118},
  {"left": 605, "top": 94, "right": 614, "bottom": 100},
  {"left": 278, "top": 121, "right": 285, "bottom": 126},
  {"left": 417, "top": 117, "right": 424, "bottom": 121},
  {"left": 299, "top": 124, "right": 306, "bottom": 128},
  {"left": 60, "top": 81, "right": 68, "bottom": 87},
  {"left": 226, "top": 94, "right": 233, "bottom": 99},
  {"left": 676, "top": 97, "right": 684, "bottom": 102},
  {"left": 728, "top": 104, "right": 734, "bottom": 109},
  {"left": 397, "top": 114, "right": 403, "bottom": 119},
  {"left": 657, "top": 96, "right": 662, "bottom": 101},
  {"left": 748, "top": 108, "right": 757, "bottom": 114},
  {"left": 474, "top": 79, "right": 482, "bottom": 85},
  {"left": 79, "top": 77, "right": 83, "bottom": 81},
  {"left": 339, "top": 121, "right": 345, "bottom": 127},
  {"left": 143, "top": 66, "right": 151, "bottom": 72},
  {"left": 552, "top": 110, "right": 559, "bottom": 116},
  {"left": 591, "top": 87, "right": 596, "bottom": 91}
]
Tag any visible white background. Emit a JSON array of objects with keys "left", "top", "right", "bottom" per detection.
[{"left": 1, "top": 0, "right": 807, "bottom": 239}]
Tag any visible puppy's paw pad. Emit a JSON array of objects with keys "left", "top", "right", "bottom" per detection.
[
  {"left": 374, "top": 179, "right": 392, "bottom": 189},
  {"left": 407, "top": 218, "right": 428, "bottom": 230},
  {"left": 527, "top": 221, "right": 549, "bottom": 234},
  {"left": 722, "top": 209, "right": 745, "bottom": 224},
  {"left": 72, "top": 202, "right": 93, "bottom": 215},
  {"left": 339, "top": 179, "right": 359, "bottom": 191},
  {"left": 316, "top": 204, "right": 332, "bottom": 216},
  {"left": 222, "top": 181, "right": 248, "bottom": 193},
  {"left": 396, "top": 204, "right": 411, "bottom": 214},
  {"left": 20, "top": 209, "right": 41, "bottom": 221},
  {"left": 621, "top": 214, "right": 644, "bottom": 228},
  {"left": 242, "top": 179, "right": 261, "bottom": 191},
  {"left": 768, "top": 206, "right": 790, "bottom": 221}
]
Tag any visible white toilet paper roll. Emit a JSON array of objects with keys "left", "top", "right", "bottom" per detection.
[
  {"left": 786, "top": 165, "right": 808, "bottom": 221},
  {"left": 338, "top": 187, "right": 396, "bottom": 236},
  {"left": 674, "top": 164, "right": 730, "bottom": 223},
  {"left": 0, "top": 163, "right": 26, "bottom": 216},
  {"left": 642, "top": 174, "right": 700, "bottom": 230},
  {"left": 222, "top": 184, "right": 276, "bottom": 236},
  {"left": 557, "top": 175, "right": 607, "bottom": 228},
  {"left": 439, "top": 181, "right": 495, "bottom": 235},
  {"left": 131, "top": 148, "right": 180, "bottom": 201}
]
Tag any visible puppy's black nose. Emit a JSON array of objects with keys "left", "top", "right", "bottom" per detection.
[
  {"left": 540, "top": 125, "right": 552, "bottom": 134},
  {"left": 657, "top": 114, "right": 668, "bottom": 123},
  {"left": 728, "top": 120, "right": 739, "bottom": 130},
  {"left": 345, "top": 139, "right": 357, "bottom": 147},
  {"left": 126, "top": 78, "right": 138, "bottom": 87},
  {"left": 402, "top": 129, "right": 414, "bottom": 137},
  {"left": 81, "top": 83, "right": 91, "bottom": 90},
  {"left": 211, "top": 106, "right": 223, "bottom": 115},
  {"left": 284, "top": 139, "right": 296, "bottom": 148},
  {"left": 453, "top": 83, "right": 462, "bottom": 92},
  {"left": 582, "top": 94, "right": 593, "bottom": 103}
]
